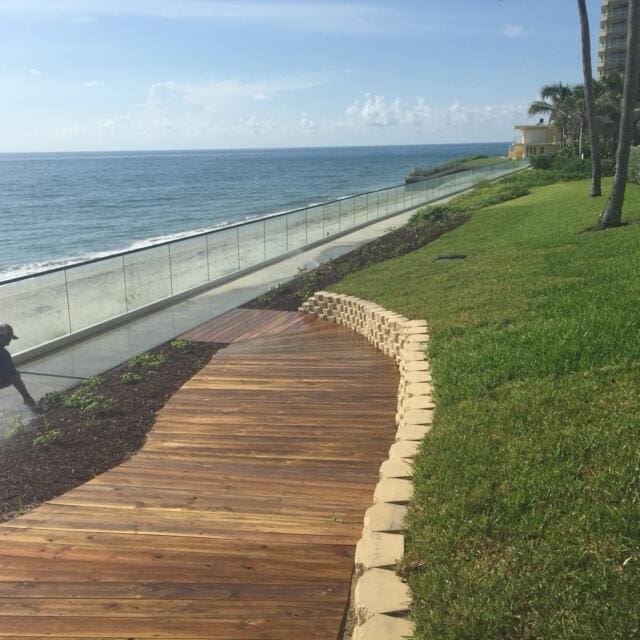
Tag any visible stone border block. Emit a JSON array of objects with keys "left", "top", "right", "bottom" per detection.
[
  {"left": 373, "top": 478, "right": 413, "bottom": 504},
  {"left": 396, "top": 423, "right": 431, "bottom": 441},
  {"left": 354, "top": 569, "right": 411, "bottom": 622},
  {"left": 352, "top": 615, "right": 414, "bottom": 640},
  {"left": 380, "top": 457, "right": 412, "bottom": 479},
  {"left": 355, "top": 531, "right": 404, "bottom": 569},
  {"left": 389, "top": 440, "right": 420, "bottom": 459},
  {"left": 364, "top": 502, "right": 407, "bottom": 533}
]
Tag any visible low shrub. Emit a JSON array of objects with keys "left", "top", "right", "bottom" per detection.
[
  {"left": 528, "top": 154, "right": 555, "bottom": 170},
  {"left": 411, "top": 177, "right": 531, "bottom": 224},
  {"left": 128, "top": 352, "right": 167, "bottom": 370},
  {"left": 63, "top": 379, "right": 113, "bottom": 415},
  {"left": 120, "top": 371, "right": 142, "bottom": 385},
  {"left": 170, "top": 338, "right": 195, "bottom": 352},
  {"left": 32, "top": 428, "right": 63, "bottom": 448},
  {"left": 628, "top": 146, "right": 640, "bottom": 183},
  {"left": 601, "top": 158, "right": 616, "bottom": 177}
]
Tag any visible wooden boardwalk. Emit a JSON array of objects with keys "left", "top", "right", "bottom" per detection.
[{"left": 0, "top": 309, "right": 399, "bottom": 639}]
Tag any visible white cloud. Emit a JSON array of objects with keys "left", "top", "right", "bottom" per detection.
[
  {"left": 345, "top": 94, "right": 525, "bottom": 132},
  {"left": 300, "top": 116, "right": 317, "bottom": 132},
  {"left": 145, "top": 74, "right": 329, "bottom": 109},
  {"left": 502, "top": 23, "right": 524, "bottom": 38},
  {"left": 56, "top": 123, "right": 86, "bottom": 138},
  {"left": 157, "top": 117, "right": 174, "bottom": 129},
  {"left": 29, "top": 68, "right": 43, "bottom": 76},
  {"left": 99, "top": 116, "right": 136, "bottom": 133},
  {"left": 346, "top": 95, "right": 432, "bottom": 128},
  {"left": 82, "top": 80, "right": 103, "bottom": 87}
]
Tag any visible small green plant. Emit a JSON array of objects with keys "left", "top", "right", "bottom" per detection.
[
  {"left": 7, "top": 415, "right": 28, "bottom": 437},
  {"left": 120, "top": 371, "right": 143, "bottom": 385},
  {"left": 63, "top": 378, "right": 113, "bottom": 414},
  {"left": 82, "top": 376, "right": 103, "bottom": 388},
  {"left": 32, "top": 425, "right": 63, "bottom": 448},
  {"left": 170, "top": 338, "right": 195, "bottom": 353},
  {"left": 128, "top": 352, "right": 167, "bottom": 370},
  {"left": 43, "top": 390, "right": 64, "bottom": 408}
]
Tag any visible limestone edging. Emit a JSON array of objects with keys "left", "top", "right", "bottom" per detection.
[{"left": 299, "top": 291, "right": 433, "bottom": 640}]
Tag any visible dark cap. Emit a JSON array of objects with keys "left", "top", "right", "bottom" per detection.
[{"left": 0, "top": 324, "right": 18, "bottom": 340}]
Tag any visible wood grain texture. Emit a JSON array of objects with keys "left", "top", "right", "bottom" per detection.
[{"left": 0, "top": 310, "right": 399, "bottom": 639}]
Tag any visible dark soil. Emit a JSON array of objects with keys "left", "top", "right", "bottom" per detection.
[
  {"left": 245, "top": 212, "right": 469, "bottom": 311},
  {"left": 0, "top": 340, "right": 223, "bottom": 523}
]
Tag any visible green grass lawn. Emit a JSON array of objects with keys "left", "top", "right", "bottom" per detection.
[
  {"left": 331, "top": 179, "right": 640, "bottom": 639},
  {"left": 462, "top": 156, "right": 508, "bottom": 167}
]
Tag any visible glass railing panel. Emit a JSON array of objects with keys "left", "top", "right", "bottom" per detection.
[
  {"left": 306, "top": 205, "right": 324, "bottom": 243},
  {"left": 339, "top": 198, "right": 355, "bottom": 231},
  {"left": 323, "top": 202, "right": 340, "bottom": 236},
  {"left": 207, "top": 226, "right": 239, "bottom": 280},
  {"left": 376, "top": 191, "right": 387, "bottom": 217},
  {"left": 66, "top": 257, "right": 127, "bottom": 332},
  {"left": 264, "top": 216, "right": 287, "bottom": 261},
  {"left": 354, "top": 194, "right": 369, "bottom": 224},
  {"left": 405, "top": 183, "right": 418, "bottom": 208},
  {"left": 169, "top": 236, "right": 208, "bottom": 294},
  {"left": 286, "top": 209, "right": 308, "bottom": 251},
  {"left": 2, "top": 271, "right": 69, "bottom": 353},
  {"left": 366, "top": 192, "right": 378, "bottom": 219},
  {"left": 239, "top": 219, "right": 266, "bottom": 269},
  {"left": 387, "top": 187, "right": 400, "bottom": 214},
  {"left": 123, "top": 245, "right": 172, "bottom": 311}
]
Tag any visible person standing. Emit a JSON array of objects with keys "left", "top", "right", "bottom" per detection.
[{"left": 0, "top": 324, "right": 36, "bottom": 408}]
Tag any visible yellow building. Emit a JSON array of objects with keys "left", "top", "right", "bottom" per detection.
[{"left": 508, "top": 122, "right": 561, "bottom": 160}]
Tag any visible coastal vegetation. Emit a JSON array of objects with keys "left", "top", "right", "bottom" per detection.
[
  {"left": 407, "top": 155, "right": 504, "bottom": 181},
  {"left": 330, "top": 177, "right": 640, "bottom": 638}
]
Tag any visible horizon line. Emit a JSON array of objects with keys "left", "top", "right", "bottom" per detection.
[{"left": 0, "top": 141, "right": 510, "bottom": 156}]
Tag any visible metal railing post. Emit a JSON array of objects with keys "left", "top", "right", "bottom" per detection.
[
  {"left": 263, "top": 220, "right": 267, "bottom": 261},
  {"left": 121, "top": 255, "right": 129, "bottom": 312},
  {"left": 63, "top": 270, "right": 72, "bottom": 333},
  {"left": 167, "top": 244, "right": 174, "bottom": 295},
  {"left": 236, "top": 226, "right": 241, "bottom": 270},
  {"left": 205, "top": 235, "right": 211, "bottom": 282}
]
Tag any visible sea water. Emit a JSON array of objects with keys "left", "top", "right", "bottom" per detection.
[{"left": 0, "top": 143, "right": 506, "bottom": 281}]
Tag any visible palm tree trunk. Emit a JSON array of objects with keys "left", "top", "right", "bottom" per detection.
[
  {"left": 597, "top": 0, "right": 640, "bottom": 226},
  {"left": 577, "top": 0, "right": 601, "bottom": 196}
]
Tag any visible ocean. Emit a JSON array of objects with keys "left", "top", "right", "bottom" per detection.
[{"left": 0, "top": 142, "right": 507, "bottom": 281}]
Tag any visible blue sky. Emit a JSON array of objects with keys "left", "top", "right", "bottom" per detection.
[{"left": 0, "top": 0, "right": 603, "bottom": 152}]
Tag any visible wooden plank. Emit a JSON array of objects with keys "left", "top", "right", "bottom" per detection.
[{"left": 0, "top": 310, "right": 398, "bottom": 638}]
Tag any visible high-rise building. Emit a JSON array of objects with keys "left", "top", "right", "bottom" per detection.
[{"left": 598, "top": 0, "right": 630, "bottom": 77}]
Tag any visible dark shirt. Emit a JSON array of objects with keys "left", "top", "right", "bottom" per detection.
[{"left": 0, "top": 347, "right": 17, "bottom": 382}]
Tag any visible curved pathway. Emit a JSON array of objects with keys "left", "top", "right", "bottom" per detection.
[{"left": 0, "top": 309, "right": 399, "bottom": 639}]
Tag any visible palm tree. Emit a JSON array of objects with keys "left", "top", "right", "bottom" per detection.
[
  {"left": 528, "top": 83, "right": 576, "bottom": 148},
  {"left": 578, "top": 0, "right": 601, "bottom": 196},
  {"left": 597, "top": 0, "right": 640, "bottom": 227}
]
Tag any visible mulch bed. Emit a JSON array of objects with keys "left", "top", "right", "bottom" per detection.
[
  {"left": 0, "top": 340, "right": 223, "bottom": 523},
  {"left": 244, "top": 212, "right": 469, "bottom": 311}
]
